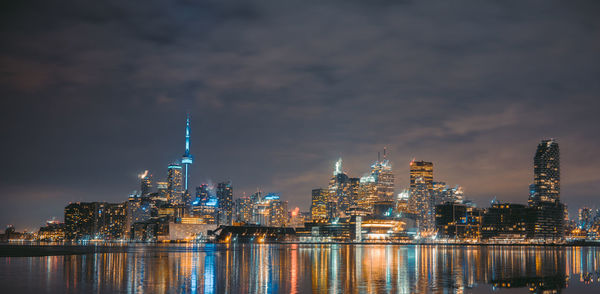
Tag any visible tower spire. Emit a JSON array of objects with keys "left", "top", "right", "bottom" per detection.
[
  {"left": 181, "top": 114, "right": 194, "bottom": 192},
  {"left": 184, "top": 113, "right": 190, "bottom": 156}
]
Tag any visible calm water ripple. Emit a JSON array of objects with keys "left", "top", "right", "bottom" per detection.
[{"left": 1, "top": 244, "right": 600, "bottom": 293}]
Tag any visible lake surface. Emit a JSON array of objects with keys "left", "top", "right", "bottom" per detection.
[{"left": 1, "top": 244, "right": 599, "bottom": 293}]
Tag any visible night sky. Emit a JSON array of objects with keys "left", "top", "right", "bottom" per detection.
[{"left": 1, "top": 1, "right": 599, "bottom": 231}]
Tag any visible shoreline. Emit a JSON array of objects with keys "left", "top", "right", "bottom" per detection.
[{"left": 2, "top": 241, "right": 600, "bottom": 257}]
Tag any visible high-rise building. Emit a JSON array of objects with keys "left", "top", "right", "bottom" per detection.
[
  {"left": 579, "top": 207, "right": 593, "bottom": 230},
  {"left": 64, "top": 202, "right": 127, "bottom": 240},
  {"left": 371, "top": 148, "right": 394, "bottom": 202},
  {"left": 528, "top": 139, "right": 564, "bottom": 240},
  {"left": 328, "top": 158, "right": 351, "bottom": 218},
  {"left": 156, "top": 181, "right": 168, "bottom": 200},
  {"left": 139, "top": 170, "right": 152, "bottom": 197},
  {"left": 433, "top": 182, "right": 465, "bottom": 205},
  {"left": 167, "top": 163, "right": 184, "bottom": 205},
  {"left": 181, "top": 114, "right": 194, "bottom": 193},
  {"left": 357, "top": 176, "right": 377, "bottom": 213},
  {"left": 216, "top": 181, "right": 233, "bottom": 225},
  {"left": 531, "top": 139, "right": 560, "bottom": 205},
  {"left": 409, "top": 160, "right": 434, "bottom": 235},
  {"left": 235, "top": 196, "right": 253, "bottom": 224},
  {"left": 192, "top": 184, "right": 218, "bottom": 224},
  {"left": 311, "top": 188, "right": 328, "bottom": 223},
  {"left": 269, "top": 198, "right": 288, "bottom": 227},
  {"left": 64, "top": 202, "right": 97, "bottom": 240}
]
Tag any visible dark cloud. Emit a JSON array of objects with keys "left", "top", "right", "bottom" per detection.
[{"left": 1, "top": 0, "right": 599, "bottom": 230}]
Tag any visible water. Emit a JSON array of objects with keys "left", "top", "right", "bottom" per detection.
[{"left": 1, "top": 244, "right": 599, "bottom": 293}]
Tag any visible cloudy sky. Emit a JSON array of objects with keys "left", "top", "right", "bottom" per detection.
[{"left": 1, "top": 0, "right": 599, "bottom": 230}]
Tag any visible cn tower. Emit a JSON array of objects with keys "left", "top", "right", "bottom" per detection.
[{"left": 181, "top": 114, "right": 193, "bottom": 191}]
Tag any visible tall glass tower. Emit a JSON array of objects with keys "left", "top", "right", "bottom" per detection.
[{"left": 531, "top": 139, "right": 560, "bottom": 205}]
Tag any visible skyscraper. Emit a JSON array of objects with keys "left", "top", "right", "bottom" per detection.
[
  {"left": 139, "top": 170, "right": 152, "bottom": 197},
  {"left": 216, "top": 181, "right": 233, "bottom": 225},
  {"left": 530, "top": 139, "right": 560, "bottom": 205},
  {"left": 371, "top": 148, "right": 394, "bottom": 202},
  {"left": 167, "top": 163, "right": 184, "bottom": 205},
  {"left": 528, "top": 139, "right": 564, "bottom": 240},
  {"left": 409, "top": 160, "right": 434, "bottom": 234},
  {"left": 311, "top": 188, "right": 328, "bottom": 222},
  {"left": 181, "top": 114, "right": 194, "bottom": 192},
  {"left": 328, "top": 158, "right": 351, "bottom": 217}
]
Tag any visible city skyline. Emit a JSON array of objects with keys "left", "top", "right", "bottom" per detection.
[{"left": 2, "top": 1, "right": 600, "bottom": 231}]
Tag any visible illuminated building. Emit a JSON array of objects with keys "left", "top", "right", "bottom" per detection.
[
  {"left": 269, "top": 197, "right": 288, "bottom": 227},
  {"left": 64, "top": 202, "right": 127, "bottom": 240},
  {"left": 37, "top": 220, "right": 66, "bottom": 241},
  {"left": 181, "top": 114, "right": 194, "bottom": 192},
  {"left": 435, "top": 202, "right": 482, "bottom": 240},
  {"left": 216, "top": 181, "right": 233, "bottom": 225},
  {"left": 481, "top": 203, "right": 528, "bottom": 240},
  {"left": 396, "top": 190, "right": 410, "bottom": 214},
  {"left": 411, "top": 177, "right": 435, "bottom": 234},
  {"left": 247, "top": 193, "right": 288, "bottom": 227},
  {"left": 409, "top": 160, "right": 434, "bottom": 235},
  {"left": 357, "top": 177, "right": 377, "bottom": 214},
  {"left": 327, "top": 158, "right": 351, "bottom": 218},
  {"left": 96, "top": 202, "right": 127, "bottom": 239},
  {"left": 370, "top": 148, "right": 394, "bottom": 202},
  {"left": 528, "top": 139, "right": 564, "bottom": 240},
  {"left": 126, "top": 193, "right": 152, "bottom": 236},
  {"left": 167, "top": 163, "right": 184, "bottom": 205},
  {"left": 433, "top": 182, "right": 464, "bottom": 205},
  {"left": 235, "top": 196, "right": 253, "bottom": 224},
  {"left": 311, "top": 188, "right": 328, "bottom": 222},
  {"left": 578, "top": 207, "right": 593, "bottom": 230},
  {"left": 64, "top": 202, "right": 97, "bottom": 240},
  {"left": 139, "top": 170, "right": 152, "bottom": 196},
  {"left": 132, "top": 216, "right": 169, "bottom": 241},
  {"left": 193, "top": 184, "right": 218, "bottom": 224},
  {"left": 156, "top": 181, "right": 168, "bottom": 200},
  {"left": 530, "top": 139, "right": 560, "bottom": 205}
]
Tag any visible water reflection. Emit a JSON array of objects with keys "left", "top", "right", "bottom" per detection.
[{"left": 1, "top": 245, "right": 600, "bottom": 293}]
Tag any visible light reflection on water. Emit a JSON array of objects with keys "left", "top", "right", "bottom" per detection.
[{"left": 1, "top": 245, "right": 600, "bottom": 293}]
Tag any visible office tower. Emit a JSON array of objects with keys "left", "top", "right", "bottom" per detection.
[
  {"left": 411, "top": 177, "right": 435, "bottom": 233},
  {"left": 156, "top": 181, "right": 168, "bottom": 199},
  {"left": 167, "top": 163, "right": 184, "bottom": 205},
  {"left": 396, "top": 189, "right": 410, "bottom": 214},
  {"left": 528, "top": 139, "right": 564, "bottom": 240},
  {"left": 328, "top": 158, "right": 351, "bottom": 218},
  {"left": 410, "top": 160, "right": 433, "bottom": 189},
  {"left": 181, "top": 114, "right": 194, "bottom": 192},
  {"left": 409, "top": 160, "right": 434, "bottom": 234},
  {"left": 433, "top": 182, "right": 465, "bottom": 205},
  {"left": 311, "top": 188, "right": 328, "bottom": 222},
  {"left": 371, "top": 148, "right": 394, "bottom": 202},
  {"left": 579, "top": 207, "right": 593, "bottom": 230},
  {"left": 216, "top": 181, "right": 233, "bottom": 225},
  {"left": 235, "top": 197, "right": 253, "bottom": 224},
  {"left": 348, "top": 177, "right": 361, "bottom": 211},
  {"left": 357, "top": 176, "right": 377, "bottom": 213},
  {"left": 269, "top": 198, "right": 288, "bottom": 227},
  {"left": 126, "top": 192, "right": 151, "bottom": 236},
  {"left": 193, "top": 184, "right": 218, "bottom": 224},
  {"left": 139, "top": 170, "right": 152, "bottom": 197}
]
